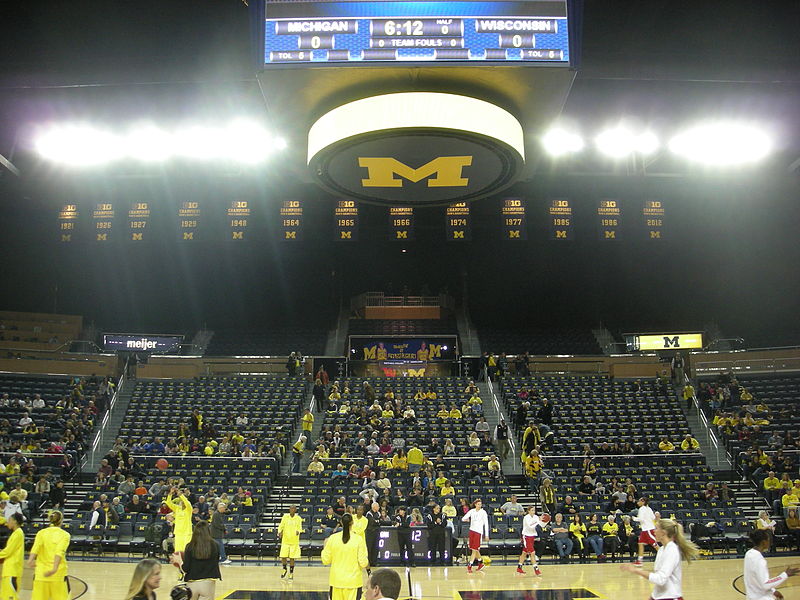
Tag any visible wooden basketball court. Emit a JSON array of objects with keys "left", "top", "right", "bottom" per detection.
[{"left": 14, "top": 556, "right": 800, "bottom": 600}]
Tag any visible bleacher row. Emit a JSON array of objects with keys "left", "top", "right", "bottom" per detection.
[
  {"left": 121, "top": 377, "right": 307, "bottom": 449},
  {"left": 348, "top": 319, "right": 457, "bottom": 336},
  {"left": 319, "top": 377, "right": 489, "bottom": 458},
  {"left": 205, "top": 328, "right": 327, "bottom": 356},
  {"left": 502, "top": 375, "right": 688, "bottom": 453},
  {"left": 478, "top": 327, "right": 602, "bottom": 356}
]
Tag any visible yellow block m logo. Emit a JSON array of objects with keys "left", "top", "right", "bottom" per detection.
[
  {"left": 132, "top": 233, "right": 143, "bottom": 241},
  {"left": 407, "top": 368, "right": 426, "bottom": 377},
  {"left": 96, "top": 233, "right": 107, "bottom": 241},
  {"left": 556, "top": 230, "right": 567, "bottom": 238},
  {"left": 452, "top": 230, "right": 465, "bottom": 239},
  {"left": 340, "top": 231, "right": 352, "bottom": 239},
  {"left": 285, "top": 231, "right": 297, "bottom": 239},
  {"left": 183, "top": 232, "right": 194, "bottom": 240},
  {"left": 650, "top": 230, "right": 661, "bottom": 239},
  {"left": 61, "top": 234, "right": 71, "bottom": 242},
  {"left": 232, "top": 231, "right": 244, "bottom": 240},
  {"left": 508, "top": 230, "right": 520, "bottom": 238},
  {"left": 604, "top": 230, "right": 616, "bottom": 239},
  {"left": 359, "top": 156, "right": 472, "bottom": 188},
  {"left": 396, "top": 231, "right": 408, "bottom": 239}
]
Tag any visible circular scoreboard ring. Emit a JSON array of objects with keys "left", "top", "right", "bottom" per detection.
[{"left": 307, "top": 92, "right": 525, "bottom": 206}]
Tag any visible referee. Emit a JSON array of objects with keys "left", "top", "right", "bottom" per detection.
[{"left": 321, "top": 513, "right": 369, "bottom": 600}]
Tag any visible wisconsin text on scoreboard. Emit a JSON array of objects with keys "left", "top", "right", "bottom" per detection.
[{"left": 263, "top": 1, "right": 571, "bottom": 64}]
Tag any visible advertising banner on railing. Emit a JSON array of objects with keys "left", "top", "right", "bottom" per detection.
[
  {"left": 103, "top": 334, "right": 183, "bottom": 353},
  {"left": 349, "top": 336, "right": 458, "bottom": 362}
]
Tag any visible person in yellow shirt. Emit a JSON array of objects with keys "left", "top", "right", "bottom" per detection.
[
  {"left": 602, "top": 515, "right": 619, "bottom": 556},
  {"left": 321, "top": 513, "right": 368, "bottom": 600},
  {"left": 351, "top": 505, "right": 368, "bottom": 548},
  {"left": 569, "top": 514, "right": 586, "bottom": 556},
  {"left": 301, "top": 409, "right": 314, "bottom": 434},
  {"left": 308, "top": 455, "right": 325, "bottom": 475},
  {"left": 27, "top": 510, "right": 70, "bottom": 600},
  {"left": 278, "top": 505, "right": 304, "bottom": 580},
  {"left": 764, "top": 471, "right": 782, "bottom": 505},
  {"left": 448, "top": 404, "right": 462, "bottom": 420},
  {"left": 658, "top": 437, "right": 675, "bottom": 453},
  {"left": 392, "top": 450, "right": 408, "bottom": 472},
  {"left": 165, "top": 488, "right": 193, "bottom": 555},
  {"left": 468, "top": 394, "right": 482, "bottom": 406},
  {"left": 407, "top": 445, "right": 424, "bottom": 473},
  {"left": 680, "top": 435, "right": 700, "bottom": 452},
  {"left": 781, "top": 490, "right": 799, "bottom": 512},
  {"left": 440, "top": 481, "right": 456, "bottom": 497},
  {"left": 414, "top": 389, "right": 426, "bottom": 401},
  {"left": 425, "top": 389, "right": 437, "bottom": 400},
  {"left": 377, "top": 456, "right": 393, "bottom": 472},
  {"left": 436, "top": 405, "right": 449, "bottom": 420},
  {"left": 0, "top": 513, "right": 24, "bottom": 600},
  {"left": 435, "top": 472, "right": 448, "bottom": 489}
]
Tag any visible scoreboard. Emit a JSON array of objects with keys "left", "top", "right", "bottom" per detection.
[{"left": 263, "top": 1, "right": 571, "bottom": 65}]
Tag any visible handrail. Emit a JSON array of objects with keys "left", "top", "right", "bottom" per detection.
[
  {"left": 484, "top": 366, "right": 516, "bottom": 464},
  {"left": 684, "top": 372, "right": 725, "bottom": 467},
  {"left": 694, "top": 356, "right": 800, "bottom": 375},
  {"left": 87, "top": 363, "right": 126, "bottom": 468}
]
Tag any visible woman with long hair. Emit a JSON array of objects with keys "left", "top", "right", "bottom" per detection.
[
  {"left": 124, "top": 558, "right": 161, "bottom": 600},
  {"left": 182, "top": 521, "right": 221, "bottom": 600},
  {"left": 621, "top": 518, "right": 699, "bottom": 600},
  {"left": 321, "top": 513, "right": 368, "bottom": 600},
  {"left": 27, "top": 510, "right": 71, "bottom": 600}
]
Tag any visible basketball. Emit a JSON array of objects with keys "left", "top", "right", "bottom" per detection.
[
  {"left": 540, "top": 514, "right": 551, "bottom": 523},
  {"left": 156, "top": 458, "right": 169, "bottom": 471}
]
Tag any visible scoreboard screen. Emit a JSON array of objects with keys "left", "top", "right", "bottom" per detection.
[{"left": 263, "top": 1, "right": 571, "bottom": 65}]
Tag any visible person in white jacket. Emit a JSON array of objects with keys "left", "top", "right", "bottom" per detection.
[
  {"left": 461, "top": 498, "right": 489, "bottom": 573},
  {"left": 620, "top": 518, "right": 699, "bottom": 600},
  {"left": 744, "top": 530, "right": 799, "bottom": 600}
]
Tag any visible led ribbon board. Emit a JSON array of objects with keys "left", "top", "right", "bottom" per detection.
[{"left": 308, "top": 92, "right": 525, "bottom": 206}]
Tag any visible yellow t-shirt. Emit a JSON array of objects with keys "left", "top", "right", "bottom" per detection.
[
  {"left": 321, "top": 531, "right": 368, "bottom": 589},
  {"left": 278, "top": 513, "right": 304, "bottom": 545},
  {"left": 764, "top": 477, "right": 781, "bottom": 491},
  {"left": 31, "top": 526, "right": 70, "bottom": 582},
  {"left": 437, "top": 410, "right": 449, "bottom": 419},
  {"left": 602, "top": 522, "right": 619, "bottom": 537},
  {"left": 440, "top": 485, "right": 455, "bottom": 496},
  {"left": 782, "top": 493, "right": 799, "bottom": 507},
  {"left": 442, "top": 505, "right": 457, "bottom": 518},
  {"left": 449, "top": 408, "right": 462, "bottom": 419},
  {"left": 659, "top": 441, "right": 674, "bottom": 452},
  {"left": 407, "top": 447, "right": 424, "bottom": 466},
  {"left": 392, "top": 455, "right": 408, "bottom": 470},
  {"left": 351, "top": 515, "right": 367, "bottom": 538},
  {"left": 302, "top": 413, "right": 314, "bottom": 432},
  {"left": 0, "top": 527, "right": 24, "bottom": 579}
]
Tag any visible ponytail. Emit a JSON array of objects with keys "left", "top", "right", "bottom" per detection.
[
  {"left": 657, "top": 518, "right": 699, "bottom": 563},
  {"left": 341, "top": 512, "right": 353, "bottom": 544},
  {"left": 49, "top": 510, "right": 64, "bottom": 527}
]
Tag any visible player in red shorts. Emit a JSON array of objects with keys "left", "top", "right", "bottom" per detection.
[
  {"left": 517, "top": 506, "right": 542, "bottom": 576},
  {"left": 633, "top": 496, "right": 658, "bottom": 565},
  {"left": 461, "top": 498, "right": 489, "bottom": 573}
]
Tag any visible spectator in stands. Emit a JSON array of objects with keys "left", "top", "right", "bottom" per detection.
[
  {"left": 578, "top": 476, "right": 595, "bottom": 496},
  {"left": 49, "top": 480, "right": 66, "bottom": 510},
  {"left": 118, "top": 475, "right": 136, "bottom": 499},
  {"left": 500, "top": 495, "right": 525, "bottom": 518},
  {"left": 763, "top": 471, "right": 782, "bottom": 506},
  {"left": 291, "top": 436, "right": 306, "bottom": 474},
  {"left": 658, "top": 437, "right": 675, "bottom": 453},
  {"left": 703, "top": 483, "right": 718, "bottom": 504},
  {"left": 443, "top": 439, "right": 455, "bottom": 456},
  {"left": 493, "top": 418, "right": 510, "bottom": 461},
  {"left": 538, "top": 478, "right": 556, "bottom": 515},
  {"left": 537, "top": 398, "right": 553, "bottom": 428},
  {"left": 551, "top": 514, "right": 573, "bottom": 562},
  {"left": 680, "top": 434, "right": 700, "bottom": 452},
  {"left": 786, "top": 508, "right": 800, "bottom": 548},
  {"left": 780, "top": 487, "right": 799, "bottom": 515},
  {"left": 467, "top": 432, "right": 480, "bottom": 450},
  {"left": 559, "top": 495, "right": 577, "bottom": 516},
  {"left": 126, "top": 495, "right": 150, "bottom": 514}
]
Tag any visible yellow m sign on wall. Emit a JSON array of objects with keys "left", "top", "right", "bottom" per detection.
[{"left": 359, "top": 156, "right": 473, "bottom": 188}]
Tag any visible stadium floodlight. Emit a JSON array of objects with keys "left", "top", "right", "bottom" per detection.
[
  {"left": 668, "top": 122, "right": 772, "bottom": 166},
  {"left": 541, "top": 127, "right": 584, "bottom": 157},
  {"left": 125, "top": 124, "right": 174, "bottom": 162},
  {"left": 36, "top": 125, "right": 123, "bottom": 166},
  {"left": 34, "top": 119, "right": 287, "bottom": 166},
  {"left": 595, "top": 126, "right": 660, "bottom": 158}
]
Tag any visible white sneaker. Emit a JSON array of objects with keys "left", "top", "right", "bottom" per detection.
[{"left": 221, "top": 559, "right": 233, "bottom": 565}]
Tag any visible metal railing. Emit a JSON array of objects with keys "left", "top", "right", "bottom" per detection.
[
  {"left": 87, "top": 365, "right": 127, "bottom": 468},
  {"left": 684, "top": 373, "right": 726, "bottom": 467},
  {"left": 484, "top": 367, "right": 516, "bottom": 464},
  {"left": 694, "top": 356, "right": 800, "bottom": 375}
]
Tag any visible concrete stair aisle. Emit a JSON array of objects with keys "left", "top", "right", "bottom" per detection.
[
  {"left": 711, "top": 470, "right": 770, "bottom": 521},
  {"left": 481, "top": 378, "right": 518, "bottom": 475},
  {"left": 680, "top": 387, "right": 731, "bottom": 471},
  {"left": 88, "top": 379, "right": 135, "bottom": 468}
]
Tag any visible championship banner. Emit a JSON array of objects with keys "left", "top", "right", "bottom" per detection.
[
  {"left": 127, "top": 201, "right": 150, "bottom": 242},
  {"left": 643, "top": 199, "right": 665, "bottom": 240},
  {"left": 334, "top": 200, "right": 359, "bottom": 241},
  {"left": 57, "top": 203, "right": 79, "bottom": 243},
  {"left": 280, "top": 199, "right": 303, "bottom": 241},
  {"left": 92, "top": 202, "right": 114, "bottom": 243},
  {"left": 228, "top": 200, "right": 251, "bottom": 241},
  {"left": 445, "top": 202, "right": 471, "bottom": 241},
  {"left": 178, "top": 200, "right": 201, "bottom": 241},
  {"left": 501, "top": 198, "right": 527, "bottom": 240},
  {"left": 350, "top": 336, "right": 457, "bottom": 362},
  {"left": 389, "top": 206, "right": 414, "bottom": 241},
  {"left": 548, "top": 198, "right": 573, "bottom": 240},
  {"left": 597, "top": 198, "right": 622, "bottom": 240}
]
